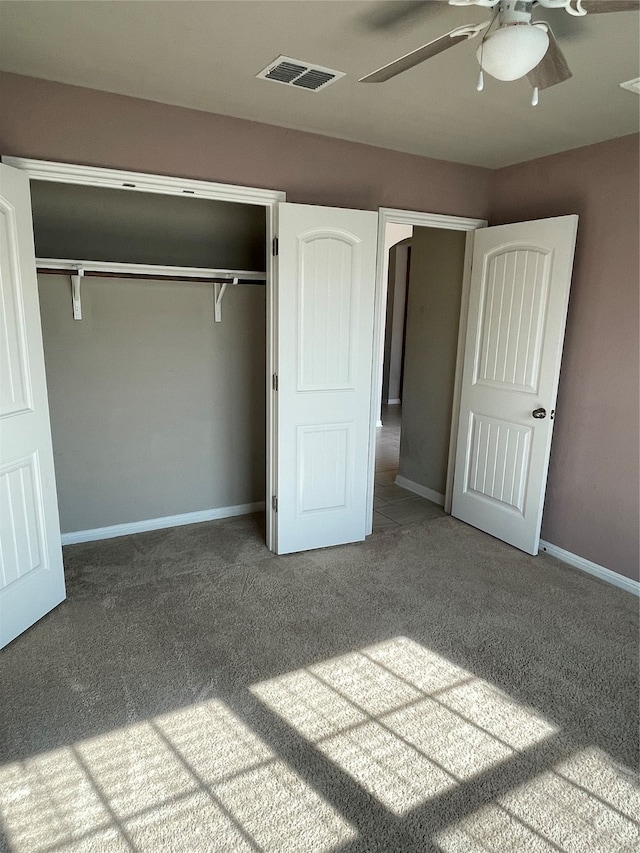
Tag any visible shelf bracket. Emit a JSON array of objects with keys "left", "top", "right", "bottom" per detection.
[
  {"left": 214, "top": 277, "right": 238, "bottom": 322},
  {"left": 71, "top": 265, "right": 84, "bottom": 320}
]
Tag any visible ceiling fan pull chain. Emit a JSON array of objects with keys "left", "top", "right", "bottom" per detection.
[
  {"left": 531, "top": 86, "right": 540, "bottom": 106},
  {"left": 477, "top": 69, "right": 485, "bottom": 91}
]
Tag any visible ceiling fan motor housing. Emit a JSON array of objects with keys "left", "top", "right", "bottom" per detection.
[{"left": 499, "top": 1, "right": 536, "bottom": 25}]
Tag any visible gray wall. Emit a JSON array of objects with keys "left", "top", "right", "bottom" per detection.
[
  {"left": 382, "top": 241, "right": 411, "bottom": 405},
  {"left": 38, "top": 274, "right": 266, "bottom": 533},
  {"left": 398, "top": 227, "right": 466, "bottom": 498},
  {"left": 31, "top": 181, "right": 267, "bottom": 271}
]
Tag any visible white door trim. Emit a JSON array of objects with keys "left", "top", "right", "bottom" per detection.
[
  {"left": 368, "top": 208, "right": 487, "bottom": 532},
  {"left": 2, "top": 156, "right": 285, "bottom": 551},
  {"left": 1, "top": 157, "right": 285, "bottom": 206}
]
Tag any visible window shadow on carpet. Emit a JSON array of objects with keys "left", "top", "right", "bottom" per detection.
[{"left": 1, "top": 636, "right": 637, "bottom": 852}]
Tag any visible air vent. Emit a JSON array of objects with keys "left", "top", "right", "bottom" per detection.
[{"left": 257, "top": 55, "right": 345, "bottom": 92}]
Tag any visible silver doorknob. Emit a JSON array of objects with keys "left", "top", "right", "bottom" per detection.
[{"left": 532, "top": 407, "right": 547, "bottom": 419}]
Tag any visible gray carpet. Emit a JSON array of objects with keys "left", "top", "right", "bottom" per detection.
[{"left": 1, "top": 514, "right": 638, "bottom": 853}]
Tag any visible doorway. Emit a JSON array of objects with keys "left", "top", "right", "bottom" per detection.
[
  {"left": 373, "top": 223, "right": 468, "bottom": 530},
  {"left": 367, "top": 208, "right": 488, "bottom": 532},
  {"left": 369, "top": 208, "right": 579, "bottom": 557}
]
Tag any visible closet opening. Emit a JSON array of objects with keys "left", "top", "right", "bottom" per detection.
[{"left": 25, "top": 171, "right": 278, "bottom": 547}]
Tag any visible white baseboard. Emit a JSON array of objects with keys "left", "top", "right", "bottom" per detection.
[
  {"left": 394, "top": 475, "right": 445, "bottom": 507},
  {"left": 376, "top": 420, "right": 383, "bottom": 428},
  {"left": 61, "top": 501, "right": 265, "bottom": 545},
  {"left": 386, "top": 399, "right": 402, "bottom": 406},
  {"left": 539, "top": 540, "right": 639, "bottom": 596}
]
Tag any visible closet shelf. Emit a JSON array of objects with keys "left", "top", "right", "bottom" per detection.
[
  {"left": 36, "top": 258, "right": 267, "bottom": 322},
  {"left": 36, "top": 257, "right": 266, "bottom": 283}
]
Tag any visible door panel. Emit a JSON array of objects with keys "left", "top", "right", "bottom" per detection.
[
  {"left": 475, "top": 246, "right": 550, "bottom": 392},
  {"left": 0, "top": 164, "right": 66, "bottom": 647},
  {"left": 0, "top": 197, "right": 33, "bottom": 417},
  {"left": 452, "top": 216, "right": 578, "bottom": 555},
  {"left": 465, "top": 414, "right": 532, "bottom": 512},
  {"left": 276, "top": 204, "right": 378, "bottom": 554}
]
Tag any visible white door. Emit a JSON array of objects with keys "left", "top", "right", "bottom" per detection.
[
  {"left": 0, "top": 164, "right": 66, "bottom": 647},
  {"left": 275, "top": 203, "right": 378, "bottom": 554},
  {"left": 452, "top": 215, "right": 578, "bottom": 555}
]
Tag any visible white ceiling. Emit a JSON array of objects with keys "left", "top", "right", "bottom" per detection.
[{"left": 1, "top": 1, "right": 638, "bottom": 168}]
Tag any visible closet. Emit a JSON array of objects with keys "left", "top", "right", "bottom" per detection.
[
  {"left": 29, "top": 176, "right": 270, "bottom": 541},
  {"left": 2, "top": 156, "right": 387, "bottom": 645},
  {"left": 5, "top": 155, "right": 382, "bottom": 567}
]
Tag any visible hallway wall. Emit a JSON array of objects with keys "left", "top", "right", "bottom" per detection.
[{"left": 399, "top": 227, "right": 466, "bottom": 499}]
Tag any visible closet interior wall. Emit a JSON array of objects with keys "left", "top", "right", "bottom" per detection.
[{"left": 32, "top": 180, "right": 268, "bottom": 535}]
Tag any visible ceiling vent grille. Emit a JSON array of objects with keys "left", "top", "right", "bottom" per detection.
[{"left": 257, "top": 56, "right": 345, "bottom": 92}]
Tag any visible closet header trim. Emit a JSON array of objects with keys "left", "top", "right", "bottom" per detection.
[{"left": 2, "top": 157, "right": 287, "bottom": 207}]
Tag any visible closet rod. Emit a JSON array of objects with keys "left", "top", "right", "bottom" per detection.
[
  {"left": 36, "top": 256, "right": 265, "bottom": 281},
  {"left": 36, "top": 268, "right": 266, "bottom": 285},
  {"left": 36, "top": 259, "right": 266, "bottom": 322}
]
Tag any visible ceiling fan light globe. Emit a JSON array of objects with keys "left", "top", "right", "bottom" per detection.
[{"left": 477, "top": 25, "right": 550, "bottom": 82}]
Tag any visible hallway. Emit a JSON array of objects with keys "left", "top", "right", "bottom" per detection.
[{"left": 373, "top": 405, "right": 445, "bottom": 530}]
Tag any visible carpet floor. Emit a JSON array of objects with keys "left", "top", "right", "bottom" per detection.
[{"left": 1, "top": 514, "right": 638, "bottom": 853}]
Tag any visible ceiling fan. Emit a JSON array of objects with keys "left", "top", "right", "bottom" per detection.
[{"left": 359, "top": 0, "right": 640, "bottom": 105}]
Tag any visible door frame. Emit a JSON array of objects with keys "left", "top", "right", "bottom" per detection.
[
  {"left": 368, "top": 208, "right": 487, "bottom": 530},
  {"left": 2, "top": 156, "right": 286, "bottom": 551}
]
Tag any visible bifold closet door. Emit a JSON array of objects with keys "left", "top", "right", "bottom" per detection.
[
  {"left": 274, "top": 203, "right": 378, "bottom": 554},
  {"left": 0, "top": 164, "right": 66, "bottom": 648}
]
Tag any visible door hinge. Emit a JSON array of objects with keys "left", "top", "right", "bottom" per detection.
[
  {"left": 272, "top": 495, "right": 278, "bottom": 512},
  {"left": 272, "top": 236, "right": 279, "bottom": 256},
  {"left": 272, "top": 373, "right": 278, "bottom": 391}
]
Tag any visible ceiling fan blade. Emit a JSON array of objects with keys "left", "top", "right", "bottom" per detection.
[
  {"left": 359, "top": 23, "right": 487, "bottom": 83},
  {"left": 527, "top": 27, "right": 573, "bottom": 90},
  {"left": 579, "top": 1, "right": 639, "bottom": 12}
]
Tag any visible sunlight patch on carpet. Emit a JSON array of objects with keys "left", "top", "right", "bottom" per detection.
[
  {"left": 251, "top": 637, "right": 639, "bottom": 850},
  {"left": 0, "top": 699, "right": 356, "bottom": 853},
  {"left": 251, "top": 635, "right": 558, "bottom": 816},
  {"left": 435, "top": 748, "right": 640, "bottom": 852}
]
